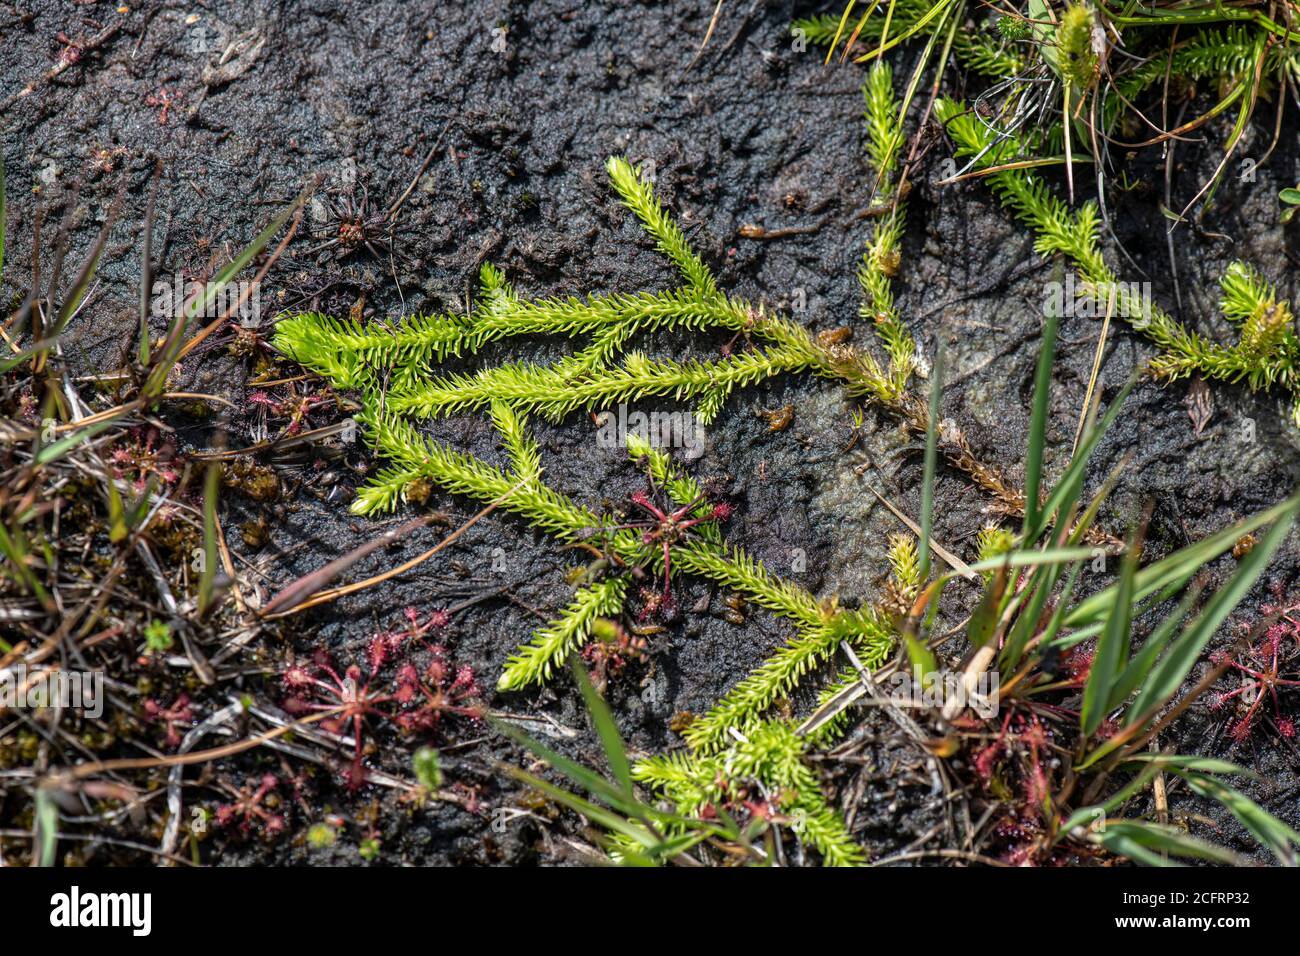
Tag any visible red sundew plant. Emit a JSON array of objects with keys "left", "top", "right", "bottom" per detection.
[
  {"left": 275, "top": 759, "right": 318, "bottom": 819},
  {"left": 970, "top": 711, "right": 1056, "bottom": 797},
  {"left": 248, "top": 383, "right": 333, "bottom": 436},
  {"left": 622, "top": 489, "right": 731, "bottom": 615},
  {"left": 962, "top": 707, "right": 1117, "bottom": 865},
  {"left": 143, "top": 85, "right": 183, "bottom": 125},
  {"left": 283, "top": 651, "right": 396, "bottom": 791},
  {"left": 1212, "top": 615, "right": 1300, "bottom": 742},
  {"left": 366, "top": 606, "right": 450, "bottom": 675},
  {"left": 681, "top": 775, "right": 800, "bottom": 841},
  {"left": 109, "top": 425, "right": 179, "bottom": 493},
  {"left": 15, "top": 391, "right": 37, "bottom": 423},
  {"left": 391, "top": 650, "right": 482, "bottom": 735},
  {"left": 214, "top": 773, "right": 286, "bottom": 839},
  {"left": 141, "top": 693, "right": 193, "bottom": 749},
  {"left": 1059, "top": 645, "right": 1094, "bottom": 686},
  {"left": 281, "top": 611, "right": 481, "bottom": 790},
  {"left": 580, "top": 619, "right": 649, "bottom": 693}
]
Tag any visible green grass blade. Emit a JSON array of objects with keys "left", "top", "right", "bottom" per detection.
[
  {"left": 144, "top": 179, "right": 312, "bottom": 397},
  {"left": 1001, "top": 560, "right": 1061, "bottom": 671},
  {"left": 106, "top": 479, "right": 128, "bottom": 544},
  {"left": 504, "top": 767, "right": 660, "bottom": 852},
  {"left": 1034, "top": 376, "right": 1136, "bottom": 540},
  {"left": 1107, "top": 584, "right": 1201, "bottom": 712},
  {"left": 918, "top": 340, "right": 945, "bottom": 584},
  {"left": 197, "top": 459, "right": 220, "bottom": 618},
  {"left": 1066, "top": 453, "right": 1130, "bottom": 546},
  {"left": 0, "top": 152, "right": 6, "bottom": 282},
  {"left": 1022, "top": 297, "right": 1058, "bottom": 538},
  {"left": 1058, "top": 763, "right": 1159, "bottom": 838},
  {"left": 1097, "top": 820, "right": 1241, "bottom": 866},
  {"left": 138, "top": 163, "right": 161, "bottom": 367},
  {"left": 904, "top": 633, "right": 937, "bottom": 685},
  {"left": 34, "top": 416, "right": 122, "bottom": 465},
  {"left": 33, "top": 788, "right": 58, "bottom": 867},
  {"left": 1128, "top": 502, "right": 1297, "bottom": 723},
  {"left": 943, "top": 546, "right": 1094, "bottom": 582},
  {"left": 1181, "top": 771, "right": 1300, "bottom": 865},
  {"left": 1124, "top": 754, "right": 1254, "bottom": 777},
  {"left": 1081, "top": 539, "right": 1136, "bottom": 736},
  {"left": 1032, "top": 563, "right": 1085, "bottom": 658},
  {"left": 0, "top": 337, "right": 62, "bottom": 374},
  {"left": 571, "top": 657, "right": 632, "bottom": 798},
  {"left": 491, "top": 717, "right": 645, "bottom": 819},
  {"left": 966, "top": 564, "right": 1007, "bottom": 648},
  {"left": 1065, "top": 495, "right": 1300, "bottom": 628},
  {"left": 46, "top": 193, "right": 121, "bottom": 342},
  {"left": 0, "top": 521, "right": 50, "bottom": 603}
]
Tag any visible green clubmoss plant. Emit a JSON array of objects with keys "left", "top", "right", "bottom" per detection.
[{"left": 935, "top": 97, "right": 1300, "bottom": 424}]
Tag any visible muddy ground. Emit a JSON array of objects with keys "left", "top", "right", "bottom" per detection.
[{"left": 2, "top": 0, "right": 1298, "bottom": 865}]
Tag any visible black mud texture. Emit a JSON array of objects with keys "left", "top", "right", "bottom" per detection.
[{"left": 2, "top": 1, "right": 1299, "bottom": 865}]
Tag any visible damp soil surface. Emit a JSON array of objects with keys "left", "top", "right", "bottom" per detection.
[{"left": 3, "top": 0, "right": 1299, "bottom": 865}]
